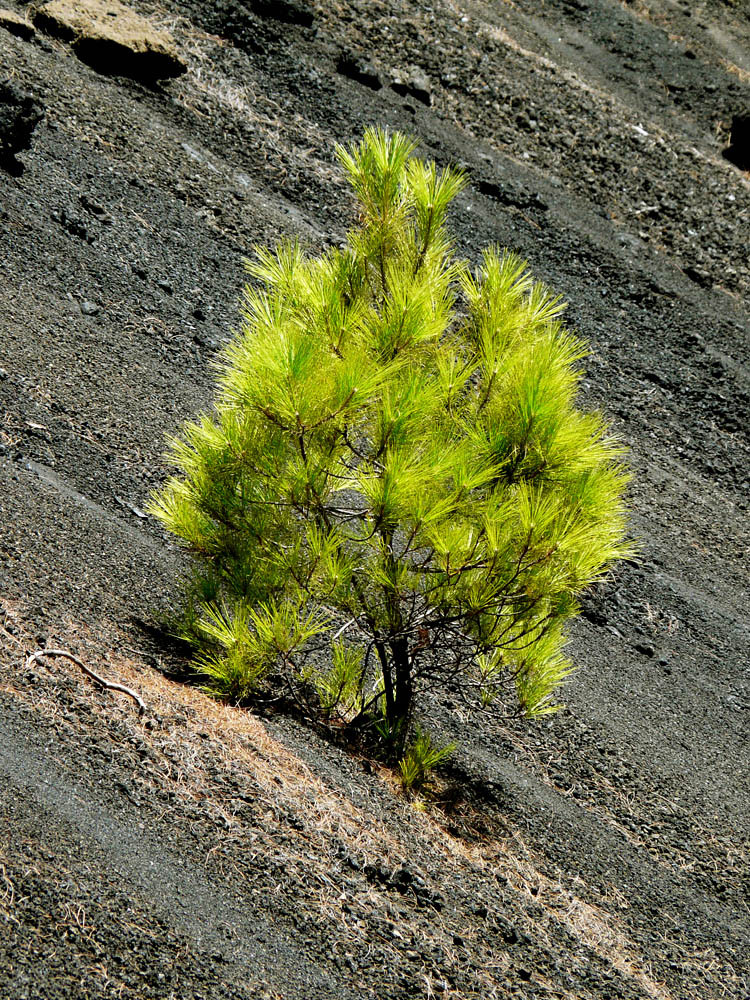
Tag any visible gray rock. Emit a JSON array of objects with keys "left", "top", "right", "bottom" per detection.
[
  {"left": 392, "top": 67, "right": 432, "bottom": 106},
  {"left": 0, "top": 82, "right": 43, "bottom": 175}
]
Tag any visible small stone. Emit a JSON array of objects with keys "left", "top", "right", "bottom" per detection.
[
  {"left": 52, "top": 206, "right": 90, "bottom": 241},
  {"left": 392, "top": 67, "right": 432, "bottom": 106},
  {"left": 337, "top": 51, "right": 383, "bottom": 90},
  {"left": 80, "top": 193, "right": 105, "bottom": 215},
  {"left": 392, "top": 865, "right": 413, "bottom": 886},
  {"left": 634, "top": 642, "right": 656, "bottom": 658},
  {"left": 683, "top": 265, "right": 712, "bottom": 288},
  {"left": 157, "top": 279, "right": 173, "bottom": 294},
  {"left": 80, "top": 300, "right": 100, "bottom": 315}
]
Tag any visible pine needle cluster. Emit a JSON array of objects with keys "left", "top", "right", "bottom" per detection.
[{"left": 149, "top": 128, "right": 631, "bottom": 751}]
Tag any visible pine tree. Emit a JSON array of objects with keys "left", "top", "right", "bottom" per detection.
[{"left": 149, "top": 128, "right": 631, "bottom": 752}]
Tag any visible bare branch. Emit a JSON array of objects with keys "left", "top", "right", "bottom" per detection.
[{"left": 25, "top": 648, "right": 146, "bottom": 715}]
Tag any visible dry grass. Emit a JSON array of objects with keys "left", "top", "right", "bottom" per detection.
[
  {"left": 0, "top": 596, "right": 744, "bottom": 998},
  {"left": 0, "top": 860, "right": 19, "bottom": 928}
]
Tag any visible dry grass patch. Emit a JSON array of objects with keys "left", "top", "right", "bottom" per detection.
[{"left": 0, "top": 597, "right": 742, "bottom": 998}]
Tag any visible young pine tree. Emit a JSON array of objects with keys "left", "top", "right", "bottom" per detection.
[{"left": 149, "top": 128, "right": 631, "bottom": 751}]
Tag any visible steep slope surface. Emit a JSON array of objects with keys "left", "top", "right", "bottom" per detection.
[{"left": 1, "top": 1, "right": 748, "bottom": 997}]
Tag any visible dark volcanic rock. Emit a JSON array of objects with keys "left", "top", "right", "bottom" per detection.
[
  {"left": 337, "top": 50, "right": 384, "bottom": 90},
  {"left": 723, "top": 111, "right": 750, "bottom": 171},
  {"left": 391, "top": 66, "right": 432, "bottom": 106},
  {"left": 248, "top": 0, "right": 315, "bottom": 26},
  {"left": 0, "top": 81, "right": 43, "bottom": 175},
  {"left": 684, "top": 264, "right": 713, "bottom": 288},
  {"left": 477, "top": 178, "right": 548, "bottom": 212}
]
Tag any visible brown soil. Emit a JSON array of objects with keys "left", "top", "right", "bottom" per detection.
[{"left": 1, "top": 0, "right": 748, "bottom": 997}]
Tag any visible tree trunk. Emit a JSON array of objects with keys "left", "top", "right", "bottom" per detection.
[{"left": 390, "top": 634, "right": 412, "bottom": 745}]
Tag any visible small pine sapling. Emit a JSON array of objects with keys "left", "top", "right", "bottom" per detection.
[
  {"left": 149, "top": 128, "right": 631, "bottom": 752},
  {"left": 399, "top": 728, "right": 456, "bottom": 793}
]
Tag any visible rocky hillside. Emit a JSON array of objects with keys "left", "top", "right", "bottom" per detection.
[{"left": 1, "top": 1, "right": 748, "bottom": 997}]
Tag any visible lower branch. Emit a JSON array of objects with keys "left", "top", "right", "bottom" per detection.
[{"left": 25, "top": 648, "right": 146, "bottom": 715}]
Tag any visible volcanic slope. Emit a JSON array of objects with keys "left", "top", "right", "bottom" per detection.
[{"left": 1, "top": 0, "right": 748, "bottom": 998}]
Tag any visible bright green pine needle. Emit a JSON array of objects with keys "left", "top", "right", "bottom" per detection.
[{"left": 149, "top": 127, "right": 633, "bottom": 748}]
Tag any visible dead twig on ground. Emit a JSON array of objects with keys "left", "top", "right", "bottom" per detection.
[{"left": 24, "top": 648, "right": 146, "bottom": 715}]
